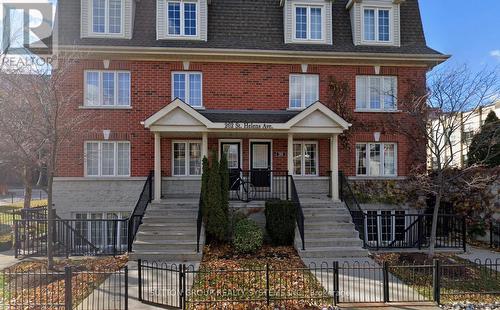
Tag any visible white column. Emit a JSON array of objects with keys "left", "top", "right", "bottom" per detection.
[
  {"left": 154, "top": 132, "right": 162, "bottom": 202},
  {"left": 287, "top": 133, "right": 294, "bottom": 175},
  {"left": 201, "top": 132, "right": 208, "bottom": 159},
  {"left": 330, "top": 134, "right": 339, "bottom": 201}
]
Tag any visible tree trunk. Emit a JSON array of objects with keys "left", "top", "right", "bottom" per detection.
[
  {"left": 22, "top": 166, "right": 32, "bottom": 210},
  {"left": 46, "top": 145, "right": 56, "bottom": 269},
  {"left": 429, "top": 190, "right": 442, "bottom": 257}
]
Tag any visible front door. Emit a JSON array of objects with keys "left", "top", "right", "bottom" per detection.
[
  {"left": 250, "top": 142, "right": 271, "bottom": 188},
  {"left": 221, "top": 142, "right": 241, "bottom": 190}
]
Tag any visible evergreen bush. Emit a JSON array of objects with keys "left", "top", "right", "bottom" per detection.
[
  {"left": 265, "top": 200, "right": 296, "bottom": 245},
  {"left": 233, "top": 218, "right": 263, "bottom": 254},
  {"left": 201, "top": 156, "right": 210, "bottom": 219},
  {"left": 205, "top": 152, "right": 228, "bottom": 242}
]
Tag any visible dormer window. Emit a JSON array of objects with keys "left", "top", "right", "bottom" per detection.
[
  {"left": 167, "top": 1, "right": 197, "bottom": 36},
  {"left": 363, "top": 7, "right": 391, "bottom": 43},
  {"left": 294, "top": 5, "right": 323, "bottom": 41},
  {"left": 91, "top": 0, "right": 122, "bottom": 35},
  {"left": 81, "top": 0, "right": 133, "bottom": 39}
]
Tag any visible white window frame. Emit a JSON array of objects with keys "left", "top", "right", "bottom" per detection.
[
  {"left": 172, "top": 140, "right": 202, "bottom": 176},
  {"left": 355, "top": 75, "right": 397, "bottom": 112},
  {"left": 292, "top": 4, "right": 325, "bottom": 42},
  {"left": 166, "top": 0, "right": 199, "bottom": 37},
  {"left": 84, "top": 141, "right": 131, "bottom": 177},
  {"left": 361, "top": 6, "right": 393, "bottom": 45},
  {"left": 73, "top": 211, "right": 129, "bottom": 250},
  {"left": 84, "top": 70, "right": 131, "bottom": 107},
  {"left": 171, "top": 71, "right": 203, "bottom": 108},
  {"left": 89, "top": 0, "right": 124, "bottom": 36},
  {"left": 289, "top": 74, "right": 319, "bottom": 110},
  {"left": 355, "top": 143, "right": 397, "bottom": 177},
  {"left": 293, "top": 141, "right": 319, "bottom": 176},
  {"left": 365, "top": 210, "right": 407, "bottom": 246}
]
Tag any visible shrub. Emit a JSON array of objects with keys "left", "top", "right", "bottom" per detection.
[
  {"left": 233, "top": 219, "right": 263, "bottom": 254},
  {"left": 205, "top": 152, "right": 228, "bottom": 242},
  {"left": 265, "top": 200, "right": 296, "bottom": 245},
  {"left": 201, "top": 156, "right": 210, "bottom": 219},
  {"left": 219, "top": 152, "right": 229, "bottom": 216}
]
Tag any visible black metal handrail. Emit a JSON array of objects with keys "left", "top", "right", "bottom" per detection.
[
  {"left": 338, "top": 171, "right": 366, "bottom": 244},
  {"left": 196, "top": 194, "right": 203, "bottom": 253},
  {"left": 229, "top": 170, "right": 289, "bottom": 201},
  {"left": 54, "top": 213, "right": 99, "bottom": 256},
  {"left": 289, "top": 175, "right": 305, "bottom": 250},
  {"left": 128, "top": 171, "right": 153, "bottom": 252}
]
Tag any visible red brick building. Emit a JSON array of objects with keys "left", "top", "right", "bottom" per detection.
[{"left": 54, "top": 0, "right": 447, "bottom": 222}]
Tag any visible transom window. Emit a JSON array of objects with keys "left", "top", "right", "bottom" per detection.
[
  {"left": 85, "top": 141, "right": 130, "bottom": 177},
  {"left": 167, "top": 0, "right": 198, "bottom": 36},
  {"left": 366, "top": 210, "right": 406, "bottom": 245},
  {"left": 173, "top": 141, "right": 202, "bottom": 176},
  {"left": 356, "top": 76, "right": 397, "bottom": 111},
  {"left": 363, "top": 7, "right": 391, "bottom": 43},
  {"left": 85, "top": 71, "right": 131, "bottom": 107},
  {"left": 293, "top": 142, "right": 318, "bottom": 176},
  {"left": 289, "top": 74, "right": 319, "bottom": 109},
  {"left": 294, "top": 5, "right": 323, "bottom": 40},
  {"left": 172, "top": 72, "right": 203, "bottom": 107},
  {"left": 356, "top": 143, "right": 397, "bottom": 177},
  {"left": 92, "top": 0, "right": 122, "bottom": 34}
]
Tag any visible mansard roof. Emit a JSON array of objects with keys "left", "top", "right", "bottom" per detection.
[{"left": 58, "top": 0, "right": 442, "bottom": 56}]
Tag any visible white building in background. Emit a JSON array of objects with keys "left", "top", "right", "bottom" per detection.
[{"left": 428, "top": 102, "right": 500, "bottom": 169}]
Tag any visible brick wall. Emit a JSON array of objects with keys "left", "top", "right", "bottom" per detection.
[{"left": 56, "top": 60, "right": 427, "bottom": 178}]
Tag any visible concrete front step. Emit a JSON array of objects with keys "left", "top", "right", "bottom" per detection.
[
  {"left": 297, "top": 238, "right": 364, "bottom": 248},
  {"left": 130, "top": 250, "right": 202, "bottom": 262},
  {"left": 133, "top": 241, "right": 198, "bottom": 252},
  {"left": 298, "top": 247, "right": 369, "bottom": 258}
]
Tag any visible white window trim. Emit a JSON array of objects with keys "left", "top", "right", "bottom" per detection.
[
  {"left": 361, "top": 5, "right": 393, "bottom": 45},
  {"left": 84, "top": 141, "right": 131, "bottom": 177},
  {"left": 172, "top": 140, "right": 202, "bottom": 176},
  {"left": 165, "top": 0, "right": 200, "bottom": 38},
  {"left": 73, "top": 211, "right": 129, "bottom": 249},
  {"left": 293, "top": 141, "right": 319, "bottom": 177},
  {"left": 89, "top": 0, "right": 125, "bottom": 36},
  {"left": 171, "top": 71, "right": 203, "bottom": 108},
  {"left": 288, "top": 74, "right": 320, "bottom": 110},
  {"left": 365, "top": 210, "right": 407, "bottom": 246},
  {"left": 292, "top": 3, "right": 326, "bottom": 42},
  {"left": 84, "top": 70, "right": 131, "bottom": 107},
  {"left": 355, "top": 75, "right": 397, "bottom": 112},
  {"left": 355, "top": 142, "right": 397, "bottom": 177}
]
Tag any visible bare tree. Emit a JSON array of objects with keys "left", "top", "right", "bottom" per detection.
[
  {"left": 399, "top": 64, "right": 500, "bottom": 256},
  {"left": 0, "top": 52, "right": 92, "bottom": 268}
]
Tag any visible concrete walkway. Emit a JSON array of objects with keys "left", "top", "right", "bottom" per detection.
[
  {"left": 0, "top": 249, "right": 19, "bottom": 270},
  {"left": 458, "top": 245, "right": 500, "bottom": 269}
]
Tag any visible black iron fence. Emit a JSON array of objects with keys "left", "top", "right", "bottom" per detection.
[
  {"left": 0, "top": 265, "right": 128, "bottom": 310},
  {"left": 228, "top": 170, "right": 289, "bottom": 201},
  {"left": 14, "top": 218, "right": 128, "bottom": 258},
  {"left": 491, "top": 220, "right": 500, "bottom": 248},
  {"left": 137, "top": 259, "right": 500, "bottom": 308}
]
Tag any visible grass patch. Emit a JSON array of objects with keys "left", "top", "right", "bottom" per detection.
[
  {"left": 188, "top": 245, "right": 332, "bottom": 309},
  {"left": 1, "top": 199, "right": 48, "bottom": 210},
  {"left": 373, "top": 252, "right": 500, "bottom": 304}
]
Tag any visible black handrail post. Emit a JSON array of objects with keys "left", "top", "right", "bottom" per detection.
[
  {"left": 333, "top": 261, "right": 339, "bottom": 305},
  {"left": 327, "top": 170, "right": 332, "bottom": 198},
  {"left": 65, "top": 222, "right": 70, "bottom": 258},
  {"left": 433, "top": 259, "right": 441, "bottom": 305},
  {"left": 64, "top": 266, "right": 72, "bottom": 310},
  {"left": 382, "top": 261, "right": 389, "bottom": 303},
  {"left": 14, "top": 221, "right": 18, "bottom": 258},
  {"left": 124, "top": 266, "right": 129, "bottom": 310},
  {"left": 462, "top": 218, "right": 467, "bottom": 252},
  {"left": 138, "top": 259, "right": 143, "bottom": 301},
  {"left": 265, "top": 263, "right": 270, "bottom": 305},
  {"left": 286, "top": 175, "right": 289, "bottom": 200},
  {"left": 418, "top": 215, "right": 423, "bottom": 250},
  {"left": 490, "top": 220, "right": 493, "bottom": 248}
]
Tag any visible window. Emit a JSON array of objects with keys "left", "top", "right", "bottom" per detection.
[
  {"left": 85, "top": 71, "right": 131, "bottom": 107},
  {"left": 289, "top": 74, "right": 319, "bottom": 109},
  {"left": 294, "top": 5, "right": 323, "bottom": 40},
  {"left": 356, "top": 143, "right": 397, "bottom": 177},
  {"left": 85, "top": 141, "right": 130, "bottom": 177},
  {"left": 363, "top": 7, "right": 391, "bottom": 43},
  {"left": 365, "top": 210, "right": 407, "bottom": 245},
  {"left": 74, "top": 212, "right": 129, "bottom": 251},
  {"left": 173, "top": 141, "right": 202, "bottom": 176},
  {"left": 92, "top": 0, "right": 122, "bottom": 34},
  {"left": 293, "top": 142, "right": 318, "bottom": 176},
  {"left": 167, "top": 1, "right": 198, "bottom": 36},
  {"left": 356, "top": 76, "right": 397, "bottom": 111},
  {"left": 172, "top": 72, "right": 202, "bottom": 107}
]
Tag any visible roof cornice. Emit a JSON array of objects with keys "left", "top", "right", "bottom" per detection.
[{"left": 58, "top": 45, "right": 450, "bottom": 68}]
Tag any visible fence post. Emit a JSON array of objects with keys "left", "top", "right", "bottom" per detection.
[
  {"left": 113, "top": 220, "right": 118, "bottom": 257},
  {"left": 418, "top": 215, "right": 423, "bottom": 250},
  {"left": 433, "top": 259, "right": 441, "bottom": 305},
  {"left": 462, "top": 218, "right": 467, "bottom": 252},
  {"left": 491, "top": 221, "right": 493, "bottom": 248},
  {"left": 179, "top": 264, "right": 185, "bottom": 309},
  {"left": 14, "top": 221, "right": 18, "bottom": 258},
  {"left": 382, "top": 261, "right": 389, "bottom": 303},
  {"left": 137, "top": 259, "right": 142, "bottom": 301},
  {"left": 124, "top": 266, "right": 129, "bottom": 310},
  {"left": 285, "top": 176, "right": 289, "bottom": 200},
  {"left": 64, "top": 266, "right": 73, "bottom": 310},
  {"left": 266, "top": 263, "right": 270, "bottom": 305},
  {"left": 65, "top": 222, "right": 70, "bottom": 259},
  {"left": 333, "top": 261, "right": 339, "bottom": 305}
]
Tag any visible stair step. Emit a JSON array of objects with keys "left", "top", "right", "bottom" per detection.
[
  {"left": 130, "top": 251, "right": 202, "bottom": 262},
  {"left": 298, "top": 247, "right": 369, "bottom": 258},
  {"left": 133, "top": 242, "right": 198, "bottom": 251},
  {"left": 298, "top": 238, "right": 364, "bottom": 248}
]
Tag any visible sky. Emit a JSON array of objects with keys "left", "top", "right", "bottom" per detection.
[{"left": 419, "top": 0, "right": 500, "bottom": 71}]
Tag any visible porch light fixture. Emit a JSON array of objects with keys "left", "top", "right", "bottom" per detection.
[
  {"left": 373, "top": 132, "right": 381, "bottom": 142},
  {"left": 103, "top": 129, "right": 111, "bottom": 140}
]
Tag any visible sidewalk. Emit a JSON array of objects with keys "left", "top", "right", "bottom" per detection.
[
  {"left": 458, "top": 245, "right": 500, "bottom": 268},
  {"left": 0, "top": 249, "right": 19, "bottom": 270}
]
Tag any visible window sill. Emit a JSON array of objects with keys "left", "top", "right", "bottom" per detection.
[
  {"left": 79, "top": 106, "right": 132, "bottom": 110},
  {"left": 292, "top": 175, "right": 327, "bottom": 180},
  {"left": 288, "top": 40, "right": 330, "bottom": 45},
  {"left": 359, "top": 40, "right": 397, "bottom": 47},
  {"left": 348, "top": 176, "right": 406, "bottom": 181},
  {"left": 287, "top": 107, "right": 305, "bottom": 111},
  {"left": 354, "top": 109, "right": 401, "bottom": 113},
  {"left": 164, "top": 176, "right": 202, "bottom": 180},
  {"left": 159, "top": 35, "right": 203, "bottom": 41},
  {"left": 84, "top": 33, "right": 127, "bottom": 39}
]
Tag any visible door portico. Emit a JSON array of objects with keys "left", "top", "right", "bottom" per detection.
[{"left": 143, "top": 99, "right": 351, "bottom": 202}]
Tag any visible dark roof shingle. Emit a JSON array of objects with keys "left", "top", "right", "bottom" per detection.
[{"left": 200, "top": 109, "right": 299, "bottom": 123}]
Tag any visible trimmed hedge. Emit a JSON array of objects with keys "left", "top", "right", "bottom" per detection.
[
  {"left": 265, "top": 200, "right": 296, "bottom": 245},
  {"left": 233, "top": 219, "right": 263, "bottom": 254}
]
